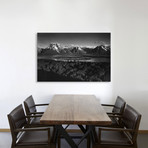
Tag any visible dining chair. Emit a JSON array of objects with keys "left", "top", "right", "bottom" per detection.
[
  {"left": 24, "top": 95, "right": 49, "bottom": 126},
  {"left": 101, "top": 96, "right": 126, "bottom": 127},
  {"left": 7, "top": 104, "right": 53, "bottom": 148},
  {"left": 93, "top": 104, "right": 141, "bottom": 148}
]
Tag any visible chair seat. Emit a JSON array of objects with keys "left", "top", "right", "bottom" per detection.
[
  {"left": 100, "top": 130, "right": 132, "bottom": 145},
  {"left": 17, "top": 131, "right": 49, "bottom": 146}
]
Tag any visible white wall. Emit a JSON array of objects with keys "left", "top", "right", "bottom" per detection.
[{"left": 0, "top": 0, "right": 148, "bottom": 129}]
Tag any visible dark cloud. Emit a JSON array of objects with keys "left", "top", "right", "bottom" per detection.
[{"left": 37, "top": 33, "right": 110, "bottom": 48}]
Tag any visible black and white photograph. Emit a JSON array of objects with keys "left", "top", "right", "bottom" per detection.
[{"left": 37, "top": 33, "right": 111, "bottom": 82}]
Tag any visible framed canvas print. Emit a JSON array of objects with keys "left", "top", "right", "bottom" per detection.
[{"left": 37, "top": 33, "right": 111, "bottom": 82}]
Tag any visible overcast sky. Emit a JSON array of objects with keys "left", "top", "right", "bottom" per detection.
[{"left": 37, "top": 33, "right": 110, "bottom": 48}]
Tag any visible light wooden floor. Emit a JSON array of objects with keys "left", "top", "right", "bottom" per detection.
[{"left": 0, "top": 132, "right": 148, "bottom": 148}]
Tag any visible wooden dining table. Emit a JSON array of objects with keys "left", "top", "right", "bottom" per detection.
[{"left": 40, "top": 94, "right": 111, "bottom": 148}]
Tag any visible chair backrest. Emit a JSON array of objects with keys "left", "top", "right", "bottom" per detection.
[
  {"left": 24, "top": 95, "right": 36, "bottom": 115},
  {"left": 112, "top": 96, "right": 126, "bottom": 114},
  {"left": 7, "top": 104, "right": 27, "bottom": 143},
  {"left": 121, "top": 104, "right": 141, "bottom": 143}
]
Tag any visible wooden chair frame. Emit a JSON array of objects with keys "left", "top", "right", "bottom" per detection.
[{"left": 8, "top": 104, "right": 52, "bottom": 148}]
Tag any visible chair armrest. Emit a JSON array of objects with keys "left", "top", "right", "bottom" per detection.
[
  {"left": 99, "top": 127, "right": 135, "bottom": 132},
  {"left": 108, "top": 114, "right": 122, "bottom": 118},
  {"left": 107, "top": 112, "right": 121, "bottom": 115},
  {"left": 29, "top": 112, "right": 44, "bottom": 115},
  {"left": 25, "top": 115, "right": 42, "bottom": 118},
  {"left": 35, "top": 103, "right": 49, "bottom": 106},
  {"left": 101, "top": 104, "right": 115, "bottom": 107},
  {"left": 14, "top": 127, "right": 50, "bottom": 132},
  {"left": 107, "top": 112, "right": 122, "bottom": 116}
]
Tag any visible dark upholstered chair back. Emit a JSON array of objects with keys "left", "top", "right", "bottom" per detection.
[
  {"left": 8, "top": 104, "right": 27, "bottom": 141},
  {"left": 112, "top": 96, "right": 126, "bottom": 114},
  {"left": 24, "top": 95, "right": 36, "bottom": 115},
  {"left": 121, "top": 104, "right": 141, "bottom": 142}
]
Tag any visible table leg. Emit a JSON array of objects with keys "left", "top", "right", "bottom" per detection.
[
  {"left": 77, "top": 125, "right": 94, "bottom": 146},
  {"left": 55, "top": 125, "right": 78, "bottom": 148},
  {"left": 92, "top": 128, "right": 98, "bottom": 143},
  {"left": 78, "top": 125, "right": 87, "bottom": 133},
  {"left": 55, "top": 125, "right": 94, "bottom": 148},
  {"left": 86, "top": 125, "right": 90, "bottom": 148},
  {"left": 58, "top": 133, "right": 61, "bottom": 148},
  {"left": 52, "top": 127, "right": 59, "bottom": 143}
]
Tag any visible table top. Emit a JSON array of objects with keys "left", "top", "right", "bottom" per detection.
[{"left": 40, "top": 95, "right": 111, "bottom": 125}]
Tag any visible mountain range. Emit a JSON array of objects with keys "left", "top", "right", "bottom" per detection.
[{"left": 38, "top": 43, "right": 110, "bottom": 56}]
